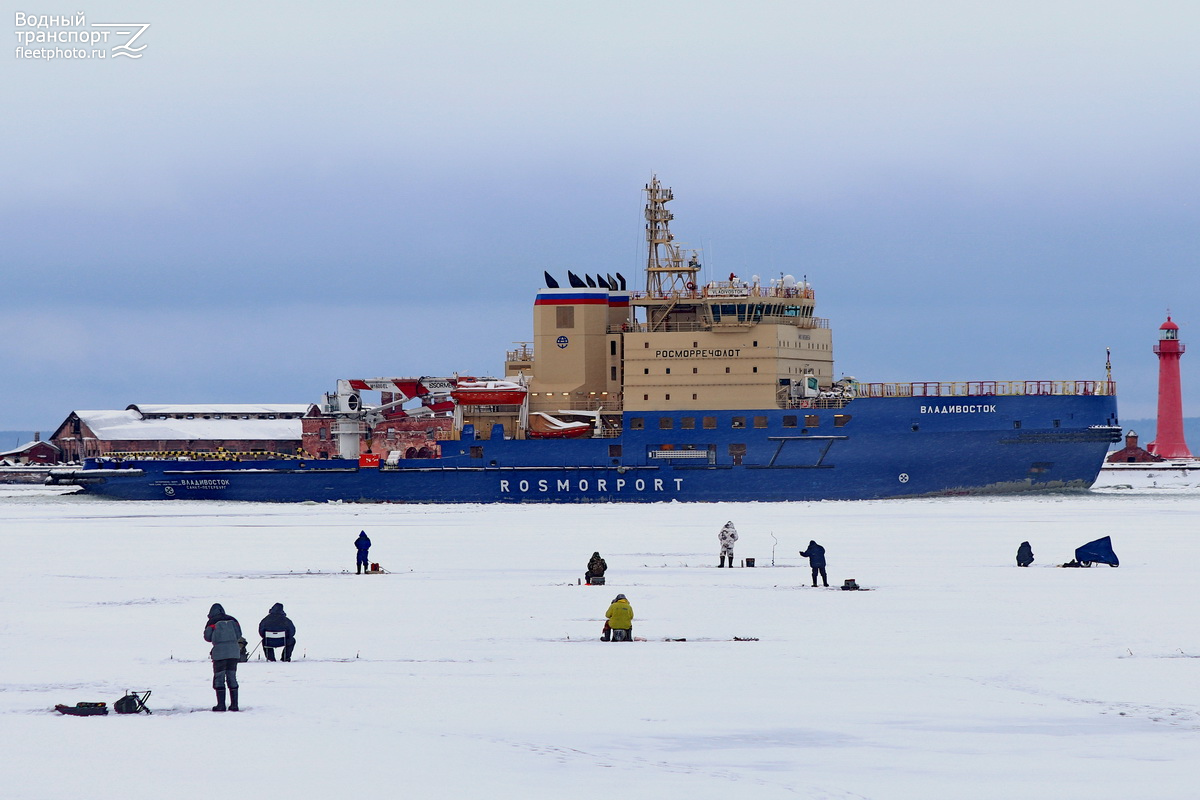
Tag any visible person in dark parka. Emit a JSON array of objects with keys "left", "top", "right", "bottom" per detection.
[
  {"left": 585, "top": 552, "right": 607, "bottom": 584},
  {"left": 800, "top": 540, "right": 828, "bottom": 587},
  {"left": 204, "top": 603, "right": 243, "bottom": 712},
  {"left": 258, "top": 602, "right": 297, "bottom": 662},
  {"left": 355, "top": 531, "right": 371, "bottom": 574},
  {"left": 1016, "top": 541, "right": 1034, "bottom": 567}
]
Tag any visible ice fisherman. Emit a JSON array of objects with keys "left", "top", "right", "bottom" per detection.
[
  {"left": 204, "top": 603, "right": 243, "bottom": 712},
  {"left": 355, "top": 530, "right": 372, "bottom": 574},
  {"left": 800, "top": 540, "right": 828, "bottom": 587},
  {"left": 718, "top": 521, "right": 738, "bottom": 568},
  {"left": 585, "top": 552, "right": 607, "bottom": 584},
  {"left": 258, "top": 602, "right": 297, "bottom": 662},
  {"left": 1016, "top": 541, "right": 1034, "bottom": 567},
  {"left": 604, "top": 593, "right": 634, "bottom": 642}
]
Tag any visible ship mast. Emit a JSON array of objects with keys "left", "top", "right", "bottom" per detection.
[{"left": 644, "top": 175, "right": 699, "bottom": 298}]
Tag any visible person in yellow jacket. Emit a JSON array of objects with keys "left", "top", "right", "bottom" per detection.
[{"left": 604, "top": 594, "right": 634, "bottom": 642}]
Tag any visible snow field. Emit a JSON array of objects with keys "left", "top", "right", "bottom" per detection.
[{"left": 1, "top": 487, "right": 1197, "bottom": 799}]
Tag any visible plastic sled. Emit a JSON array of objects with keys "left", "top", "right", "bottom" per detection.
[{"left": 55, "top": 702, "right": 108, "bottom": 716}]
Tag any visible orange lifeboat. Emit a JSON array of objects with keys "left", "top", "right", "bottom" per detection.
[{"left": 451, "top": 379, "right": 527, "bottom": 406}]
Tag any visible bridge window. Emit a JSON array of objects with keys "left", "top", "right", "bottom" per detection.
[
  {"left": 834, "top": 415, "right": 851, "bottom": 427},
  {"left": 754, "top": 416, "right": 768, "bottom": 429},
  {"left": 783, "top": 415, "right": 797, "bottom": 428},
  {"left": 681, "top": 417, "right": 695, "bottom": 429},
  {"left": 629, "top": 417, "right": 644, "bottom": 430},
  {"left": 659, "top": 417, "right": 673, "bottom": 430},
  {"left": 805, "top": 415, "right": 819, "bottom": 427},
  {"left": 703, "top": 416, "right": 717, "bottom": 429}
]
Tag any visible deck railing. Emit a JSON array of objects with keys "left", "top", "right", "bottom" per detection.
[
  {"left": 627, "top": 284, "right": 816, "bottom": 301},
  {"left": 850, "top": 380, "right": 1117, "bottom": 398},
  {"left": 609, "top": 318, "right": 828, "bottom": 334}
]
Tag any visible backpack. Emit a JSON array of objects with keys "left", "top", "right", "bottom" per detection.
[{"left": 114, "top": 691, "right": 151, "bottom": 714}]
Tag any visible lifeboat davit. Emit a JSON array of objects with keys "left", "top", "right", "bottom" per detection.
[{"left": 451, "top": 380, "right": 527, "bottom": 406}]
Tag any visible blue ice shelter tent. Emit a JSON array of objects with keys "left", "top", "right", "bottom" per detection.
[{"left": 1074, "top": 536, "right": 1119, "bottom": 567}]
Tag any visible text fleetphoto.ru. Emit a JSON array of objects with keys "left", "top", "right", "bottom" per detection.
[{"left": 14, "top": 11, "right": 148, "bottom": 60}]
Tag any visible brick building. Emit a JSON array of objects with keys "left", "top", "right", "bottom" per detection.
[
  {"left": 0, "top": 435, "right": 60, "bottom": 465},
  {"left": 301, "top": 412, "right": 451, "bottom": 460},
  {"left": 1105, "top": 430, "right": 1164, "bottom": 464},
  {"left": 50, "top": 404, "right": 311, "bottom": 463}
]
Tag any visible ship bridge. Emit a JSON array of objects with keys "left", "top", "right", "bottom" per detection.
[{"left": 514, "top": 177, "right": 837, "bottom": 414}]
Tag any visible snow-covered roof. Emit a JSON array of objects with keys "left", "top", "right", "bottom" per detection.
[
  {"left": 128, "top": 404, "right": 311, "bottom": 416},
  {"left": 0, "top": 440, "right": 59, "bottom": 457},
  {"left": 66, "top": 410, "right": 302, "bottom": 441}
]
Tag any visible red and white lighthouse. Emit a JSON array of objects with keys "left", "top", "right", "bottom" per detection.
[{"left": 1147, "top": 316, "right": 1193, "bottom": 458}]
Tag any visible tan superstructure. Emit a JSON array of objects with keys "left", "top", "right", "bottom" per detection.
[{"left": 508, "top": 176, "right": 836, "bottom": 415}]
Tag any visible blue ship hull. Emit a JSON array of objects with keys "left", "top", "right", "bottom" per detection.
[{"left": 64, "top": 394, "right": 1120, "bottom": 502}]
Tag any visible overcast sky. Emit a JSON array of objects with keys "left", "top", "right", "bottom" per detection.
[{"left": 3, "top": 1, "right": 1197, "bottom": 429}]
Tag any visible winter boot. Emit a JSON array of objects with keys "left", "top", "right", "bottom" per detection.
[
  {"left": 213, "top": 689, "right": 227, "bottom": 712},
  {"left": 229, "top": 688, "right": 239, "bottom": 712},
  {"left": 356, "top": 565, "right": 361, "bottom": 574},
  {"left": 719, "top": 555, "right": 726, "bottom": 568}
]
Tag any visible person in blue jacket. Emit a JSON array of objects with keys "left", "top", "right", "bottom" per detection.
[
  {"left": 204, "top": 603, "right": 242, "bottom": 712},
  {"left": 355, "top": 531, "right": 371, "bottom": 574},
  {"left": 258, "top": 602, "right": 297, "bottom": 662},
  {"left": 800, "top": 540, "right": 828, "bottom": 587}
]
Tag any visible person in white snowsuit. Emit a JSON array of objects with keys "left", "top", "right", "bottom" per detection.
[{"left": 718, "top": 521, "right": 738, "bottom": 568}]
